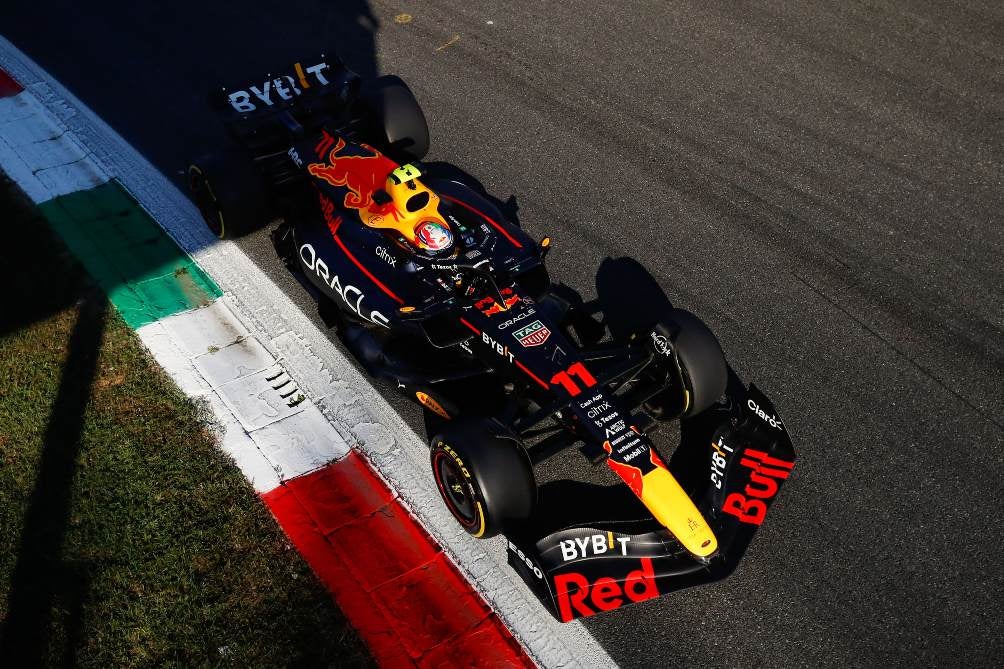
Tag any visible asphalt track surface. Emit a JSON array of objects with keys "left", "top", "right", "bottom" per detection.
[{"left": 6, "top": 2, "right": 1002, "bottom": 666}]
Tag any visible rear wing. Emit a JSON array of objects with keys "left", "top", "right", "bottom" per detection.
[{"left": 211, "top": 52, "right": 360, "bottom": 122}]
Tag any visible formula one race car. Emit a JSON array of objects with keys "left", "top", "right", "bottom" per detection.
[{"left": 188, "top": 53, "right": 796, "bottom": 622}]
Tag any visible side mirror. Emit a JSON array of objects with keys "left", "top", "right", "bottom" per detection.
[{"left": 539, "top": 236, "right": 551, "bottom": 259}]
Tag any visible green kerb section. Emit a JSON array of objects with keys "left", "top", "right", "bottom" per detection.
[{"left": 39, "top": 180, "right": 222, "bottom": 329}]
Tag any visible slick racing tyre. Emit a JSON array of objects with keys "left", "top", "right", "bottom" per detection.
[
  {"left": 357, "top": 75, "right": 430, "bottom": 161},
  {"left": 645, "top": 309, "right": 728, "bottom": 420},
  {"left": 430, "top": 421, "right": 535, "bottom": 539},
  {"left": 187, "top": 152, "right": 269, "bottom": 239}
]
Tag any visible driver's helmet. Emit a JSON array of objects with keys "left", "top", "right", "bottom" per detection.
[{"left": 415, "top": 220, "right": 453, "bottom": 251}]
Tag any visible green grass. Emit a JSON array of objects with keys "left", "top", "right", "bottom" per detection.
[{"left": 0, "top": 177, "right": 372, "bottom": 667}]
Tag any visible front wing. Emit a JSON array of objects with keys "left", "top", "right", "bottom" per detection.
[{"left": 506, "top": 383, "right": 796, "bottom": 622}]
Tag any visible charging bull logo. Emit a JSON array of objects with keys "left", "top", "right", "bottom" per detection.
[
  {"left": 308, "top": 133, "right": 399, "bottom": 217},
  {"left": 474, "top": 287, "right": 520, "bottom": 316}
]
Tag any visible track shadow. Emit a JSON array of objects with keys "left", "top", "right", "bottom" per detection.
[
  {"left": 595, "top": 256, "right": 675, "bottom": 342},
  {"left": 0, "top": 180, "right": 87, "bottom": 337},
  {"left": 0, "top": 288, "right": 107, "bottom": 664},
  {"left": 2, "top": 0, "right": 385, "bottom": 256},
  {"left": 1, "top": 5, "right": 384, "bottom": 660},
  {"left": 514, "top": 479, "right": 661, "bottom": 540}
]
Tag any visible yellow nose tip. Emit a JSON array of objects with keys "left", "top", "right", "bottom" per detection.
[{"left": 638, "top": 466, "right": 718, "bottom": 558}]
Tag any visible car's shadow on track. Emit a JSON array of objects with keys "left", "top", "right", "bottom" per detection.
[{"left": 0, "top": 181, "right": 107, "bottom": 664}]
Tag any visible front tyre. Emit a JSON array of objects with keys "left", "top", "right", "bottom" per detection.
[
  {"left": 645, "top": 309, "right": 728, "bottom": 419},
  {"left": 430, "top": 422, "right": 536, "bottom": 539}
]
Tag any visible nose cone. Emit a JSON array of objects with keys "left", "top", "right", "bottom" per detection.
[
  {"left": 637, "top": 466, "right": 719, "bottom": 558},
  {"left": 386, "top": 176, "right": 441, "bottom": 217}
]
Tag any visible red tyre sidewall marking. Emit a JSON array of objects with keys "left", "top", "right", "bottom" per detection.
[{"left": 0, "top": 69, "right": 24, "bottom": 97}]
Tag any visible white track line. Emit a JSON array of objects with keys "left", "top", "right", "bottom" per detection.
[{"left": 0, "top": 35, "right": 615, "bottom": 668}]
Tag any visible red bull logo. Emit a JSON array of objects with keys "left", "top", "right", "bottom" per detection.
[
  {"left": 307, "top": 133, "right": 457, "bottom": 252},
  {"left": 308, "top": 133, "right": 399, "bottom": 216},
  {"left": 474, "top": 287, "right": 520, "bottom": 317}
]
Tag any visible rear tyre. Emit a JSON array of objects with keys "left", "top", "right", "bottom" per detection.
[
  {"left": 357, "top": 75, "right": 430, "bottom": 161},
  {"left": 187, "top": 152, "right": 269, "bottom": 239},
  {"left": 645, "top": 309, "right": 728, "bottom": 419},
  {"left": 430, "top": 421, "right": 536, "bottom": 538}
]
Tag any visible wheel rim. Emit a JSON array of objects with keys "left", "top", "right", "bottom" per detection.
[
  {"left": 189, "top": 167, "right": 224, "bottom": 237},
  {"left": 433, "top": 450, "right": 477, "bottom": 526}
]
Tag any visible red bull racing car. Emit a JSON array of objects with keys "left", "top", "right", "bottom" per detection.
[{"left": 188, "top": 53, "right": 796, "bottom": 622}]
